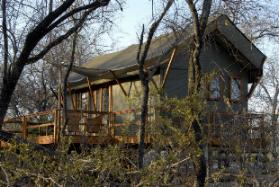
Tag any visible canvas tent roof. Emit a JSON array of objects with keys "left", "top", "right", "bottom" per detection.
[
  {"left": 68, "top": 15, "right": 266, "bottom": 88},
  {"left": 68, "top": 31, "right": 179, "bottom": 87}
]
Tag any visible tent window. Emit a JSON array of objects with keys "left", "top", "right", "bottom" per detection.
[
  {"left": 81, "top": 92, "right": 88, "bottom": 110},
  {"left": 208, "top": 77, "right": 221, "bottom": 100},
  {"left": 230, "top": 78, "right": 241, "bottom": 101},
  {"left": 102, "top": 88, "right": 109, "bottom": 112}
]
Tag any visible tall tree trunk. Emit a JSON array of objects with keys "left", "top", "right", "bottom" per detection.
[
  {"left": 0, "top": 63, "right": 24, "bottom": 127},
  {"left": 138, "top": 78, "right": 149, "bottom": 168},
  {"left": 192, "top": 119, "right": 206, "bottom": 187},
  {"left": 137, "top": 0, "right": 174, "bottom": 169},
  {"left": 62, "top": 32, "right": 77, "bottom": 135},
  {"left": 188, "top": 42, "right": 207, "bottom": 187},
  {"left": 186, "top": 0, "right": 212, "bottom": 186},
  {"left": 271, "top": 107, "right": 278, "bottom": 156}
]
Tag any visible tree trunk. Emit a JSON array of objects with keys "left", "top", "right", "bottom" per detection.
[
  {"left": 136, "top": 0, "right": 174, "bottom": 169},
  {"left": 186, "top": 0, "right": 212, "bottom": 185},
  {"left": 0, "top": 63, "right": 24, "bottom": 127},
  {"left": 188, "top": 38, "right": 206, "bottom": 187},
  {"left": 62, "top": 33, "right": 77, "bottom": 135},
  {"left": 192, "top": 119, "right": 206, "bottom": 187},
  {"left": 271, "top": 111, "right": 278, "bottom": 156},
  {"left": 138, "top": 78, "right": 149, "bottom": 169}
]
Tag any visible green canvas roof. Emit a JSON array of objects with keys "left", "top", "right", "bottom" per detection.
[
  {"left": 68, "top": 15, "right": 266, "bottom": 88},
  {"left": 68, "top": 31, "right": 180, "bottom": 87}
]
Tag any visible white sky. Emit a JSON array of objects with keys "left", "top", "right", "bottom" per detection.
[
  {"left": 107, "top": 0, "right": 276, "bottom": 58},
  {"left": 106, "top": 0, "right": 153, "bottom": 51}
]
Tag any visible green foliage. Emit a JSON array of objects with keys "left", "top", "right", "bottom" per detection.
[
  {"left": 0, "top": 87, "right": 272, "bottom": 186},
  {"left": 0, "top": 143, "right": 133, "bottom": 186}
]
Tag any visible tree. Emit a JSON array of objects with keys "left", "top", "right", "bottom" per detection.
[
  {"left": 0, "top": 0, "right": 123, "bottom": 146},
  {"left": 0, "top": 0, "right": 119, "bottom": 126},
  {"left": 185, "top": 0, "right": 212, "bottom": 186},
  {"left": 137, "top": 0, "right": 174, "bottom": 169},
  {"left": 251, "top": 53, "right": 279, "bottom": 156}
]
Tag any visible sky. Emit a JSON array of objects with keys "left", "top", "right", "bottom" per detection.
[
  {"left": 105, "top": 0, "right": 153, "bottom": 51},
  {"left": 105, "top": 0, "right": 277, "bottom": 57}
]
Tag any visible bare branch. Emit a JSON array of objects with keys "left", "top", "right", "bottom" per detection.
[
  {"left": 27, "top": 9, "right": 91, "bottom": 64},
  {"left": 2, "top": 0, "right": 9, "bottom": 78},
  {"left": 138, "top": 0, "right": 174, "bottom": 65},
  {"left": 46, "top": 0, "right": 110, "bottom": 34},
  {"left": 18, "top": 0, "right": 75, "bottom": 62}
]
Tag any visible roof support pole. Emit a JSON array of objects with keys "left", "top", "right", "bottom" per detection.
[
  {"left": 87, "top": 77, "right": 97, "bottom": 111},
  {"left": 247, "top": 78, "right": 260, "bottom": 99},
  {"left": 109, "top": 70, "right": 128, "bottom": 97},
  {"left": 161, "top": 48, "right": 177, "bottom": 89}
]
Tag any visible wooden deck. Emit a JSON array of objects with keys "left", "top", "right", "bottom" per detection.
[
  {"left": 1, "top": 110, "right": 271, "bottom": 150},
  {"left": 1, "top": 109, "right": 153, "bottom": 147}
]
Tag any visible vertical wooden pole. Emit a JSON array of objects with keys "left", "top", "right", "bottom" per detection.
[
  {"left": 100, "top": 88, "right": 103, "bottom": 112},
  {"left": 58, "top": 66, "right": 62, "bottom": 110},
  {"left": 53, "top": 109, "right": 58, "bottom": 143},
  {"left": 22, "top": 117, "right": 28, "bottom": 139},
  {"left": 87, "top": 93, "right": 90, "bottom": 112},
  {"left": 53, "top": 110, "right": 56, "bottom": 142},
  {"left": 109, "top": 85, "right": 113, "bottom": 137},
  {"left": 94, "top": 91, "right": 97, "bottom": 111}
]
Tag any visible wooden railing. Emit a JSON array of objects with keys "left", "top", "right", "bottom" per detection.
[
  {"left": 3, "top": 109, "right": 60, "bottom": 145},
  {"left": 65, "top": 110, "right": 111, "bottom": 136},
  {"left": 2, "top": 109, "right": 273, "bottom": 147},
  {"left": 207, "top": 112, "right": 272, "bottom": 152},
  {"left": 64, "top": 109, "right": 152, "bottom": 144}
]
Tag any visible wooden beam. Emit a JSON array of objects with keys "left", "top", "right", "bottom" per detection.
[
  {"left": 87, "top": 77, "right": 97, "bottom": 111},
  {"left": 27, "top": 122, "right": 54, "bottom": 129},
  {"left": 247, "top": 80, "right": 259, "bottom": 99},
  {"left": 161, "top": 48, "right": 177, "bottom": 88},
  {"left": 109, "top": 70, "right": 128, "bottom": 97}
]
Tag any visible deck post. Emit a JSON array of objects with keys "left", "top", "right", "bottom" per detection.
[
  {"left": 53, "top": 109, "right": 59, "bottom": 143},
  {"left": 56, "top": 109, "right": 61, "bottom": 143},
  {"left": 109, "top": 85, "right": 114, "bottom": 137},
  {"left": 22, "top": 116, "right": 28, "bottom": 139},
  {"left": 53, "top": 110, "right": 57, "bottom": 143},
  {"left": 100, "top": 88, "right": 103, "bottom": 111}
]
